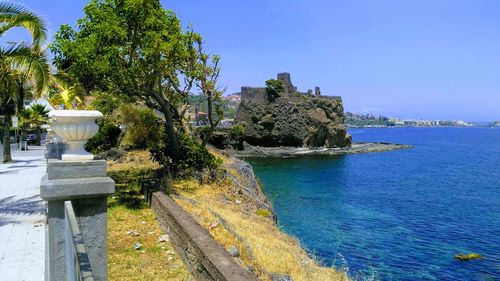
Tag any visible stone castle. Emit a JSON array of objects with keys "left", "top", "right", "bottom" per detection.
[
  {"left": 235, "top": 73, "right": 351, "bottom": 148},
  {"left": 239, "top": 72, "right": 341, "bottom": 103}
]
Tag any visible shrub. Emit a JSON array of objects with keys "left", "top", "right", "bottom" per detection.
[
  {"left": 108, "top": 166, "right": 163, "bottom": 208},
  {"left": 85, "top": 122, "right": 122, "bottom": 154},
  {"left": 94, "top": 147, "right": 126, "bottom": 161},
  {"left": 265, "top": 79, "right": 285, "bottom": 102},
  {"left": 118, "top": 104, "right": 161, "bottom": 149},
  {"left": 149, "top": 133, "right": 222, "bottom": 172}
]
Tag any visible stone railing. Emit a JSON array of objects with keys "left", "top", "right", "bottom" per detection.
[
  {"left": 64, "top": 201, "right": 95, "bottom": 281},
  {"left": 41, "top": 160, "right": 115, "bottom": 281}
]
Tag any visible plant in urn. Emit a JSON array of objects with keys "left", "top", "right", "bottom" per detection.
[{"left": 48, "top": 110, "right": 102, "bottom": 161}]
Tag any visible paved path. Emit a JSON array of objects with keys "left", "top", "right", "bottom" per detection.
[{"left": 0, "top": 146, "right": 46, "bottom": 281}]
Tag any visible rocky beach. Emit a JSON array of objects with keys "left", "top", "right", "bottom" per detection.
[{"left": 227, "top": 142, "right": 412, "bottom": 158}]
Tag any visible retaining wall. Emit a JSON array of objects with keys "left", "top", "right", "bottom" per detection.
[{"left": 151, "top": 192, "right": 258, "bottom": 281}]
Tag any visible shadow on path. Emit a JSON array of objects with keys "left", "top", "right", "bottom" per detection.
[{"left": 0, "top": 195, "right": 45, "bottom": 227}]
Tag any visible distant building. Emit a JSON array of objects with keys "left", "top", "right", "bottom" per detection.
[
  {"left": 184, "top": 105, "right": 208, "bottom": 126},
  {"left": 218, "top": 119, "right": 234, "bottom": 127}
]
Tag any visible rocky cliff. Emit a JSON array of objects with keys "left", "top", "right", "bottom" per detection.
[{"left": 234, "top": 73, "right": 351, "bottom": 148}]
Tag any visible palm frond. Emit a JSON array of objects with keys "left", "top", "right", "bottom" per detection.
[
  {"left": 2, "top": 43, "right": 50, "bottom": 98},
  {"left": 0, "top": 2, "right": 46, "bottom": 47}
]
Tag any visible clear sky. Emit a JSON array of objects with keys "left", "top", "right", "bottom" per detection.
[{"left": 8, "top": 0, "right": 500, "bottom": 121}]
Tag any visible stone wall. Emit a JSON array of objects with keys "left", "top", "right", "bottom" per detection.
[
  {"left": 235, "top": 73, "right": 351, "bottom": 148},
  {"left": 240, "top": 87, "right": 267, "bottom": 103},
  {"left": 151, "top": 192, "right": 258, "bottom": 281}
]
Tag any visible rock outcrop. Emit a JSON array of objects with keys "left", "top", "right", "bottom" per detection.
[{"left": 235, "top": 73, "right": 351, "bottom": 148}]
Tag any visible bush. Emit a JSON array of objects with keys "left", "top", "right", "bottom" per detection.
[
  {"left": 119, "top": 104, "right": 161, "bottom": 149},
  {"left": 94, "top": 147, "right": 126, "bottom": 161},
  {"left": 149, "top": 133, "right": 222, "bottom": 172},
  {"left": 108, "top": 166, "right": 163, "bottom": 208},
  {"left": 265, "top": 79, "right": 285, "bottom": 102},
  {"left": 85, "top": 122, "right": 122, "bottom": 154},
  {"left": 206, "top": 125, "right": 245, "bottom": 150}
]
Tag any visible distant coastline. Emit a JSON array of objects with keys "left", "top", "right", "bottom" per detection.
[
  {"left": 227, "top": 142, "right": 412, "bottom": 158},
  {"left": 345, "top": 112, "right": 499, "bottom": 128},
  {"left": 346, "top": 124, "right": 499, "bottom": 129}
]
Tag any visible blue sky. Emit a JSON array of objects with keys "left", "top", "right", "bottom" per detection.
[{"left": 8, "top": 0, "right": 500, "bottom": 121}]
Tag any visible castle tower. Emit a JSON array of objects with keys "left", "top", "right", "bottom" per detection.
[
  {"left": 315, "top": 87, "right": 321, "bottom": 96},
  {"left": 277, "top": 72, "right": 297, "bottom": 93}
]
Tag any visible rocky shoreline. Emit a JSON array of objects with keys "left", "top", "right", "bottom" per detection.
[{"left": 227, "top": 142, "right": 413, "bottom": 158}]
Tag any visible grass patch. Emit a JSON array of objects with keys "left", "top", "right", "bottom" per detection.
[
  {"left": 108, "top": 197, "right": 190, "bottom": 281},
  {"left": 107, "top": 150, "right": 189, "bottom": 280}
]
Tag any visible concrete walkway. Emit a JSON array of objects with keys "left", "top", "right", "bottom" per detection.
[{"left": 0, "top": 146, "right": 46, "bottom": 281}]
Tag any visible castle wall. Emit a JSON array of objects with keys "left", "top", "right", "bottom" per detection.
[{"left": 240, "top": 87, "right": 268, "bottom": 103}]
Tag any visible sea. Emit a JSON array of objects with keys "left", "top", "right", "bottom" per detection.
[{"left": 247, "top": 127, "right": 499, "bottom": 281}]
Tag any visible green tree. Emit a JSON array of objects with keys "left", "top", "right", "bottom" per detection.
[
  {"left": 265, "top": 79, "right": 285, "bottom": 102},
  {"left": 195, "top": 47, "right": 225, "bottom": 146},
  {"left": 49, "top": 0, "right": 215, "bottom": 162},
  {"left": 25, "top": 104, "right": 49, "bottom": 145},
  {"left": 0, "top": 2, "right": 50, "bottom": 162},
  {"left": 118, "top": 104, "right": 160, "bottom": 149}
]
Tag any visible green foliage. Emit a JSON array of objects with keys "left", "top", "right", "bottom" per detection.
[
  {"left": 256, "top": 208, "right": 272, "bottom": 217},
  {"left": 91, "top": 90, "right": 121, "bottom": 116},
  {"left": 49, "top": 0, "right": 225, "bottom": 161},
  {"left": 118, "top": 104, "right": 160, "bottom": 149},
  {"left": 85, "top": 122, "right": 122, "bottom": 154},
  {"left": 230, "top": 124, "right": 245, "bottom": 137},
  {"left": 19, "top": 104, "right": 49, "bottom": 128},
  {"left": 108, "top": 166, "right": 162, "bottom": 208},
  {"left": 188, "top": 94, "right": 208, "bottom": 112},
  {"left": 150, "top": 132, "right": 222, "bottom": 172},
  {"left": 265, "top": 79, "right": 285, "bottom": 102},
  {"left": 17, "top": 104, "right": 49, "bottom": 145}
]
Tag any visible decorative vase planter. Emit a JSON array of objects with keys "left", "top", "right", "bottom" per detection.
[{"left": 48, "top": 110, "right": 102, "bottom": 161}]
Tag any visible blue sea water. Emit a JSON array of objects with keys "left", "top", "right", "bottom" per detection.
[{"left": 247, "top": 127, "right": 500, "bottom": 281}]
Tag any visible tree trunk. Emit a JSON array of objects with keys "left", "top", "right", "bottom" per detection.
[
  {"left": 2, "top": 114, "right": 12, "bottom": 163},
  {"left": 162, "top": 104, "right": 181, "bottom": 162},
  {"left": 36, "top": 127, "right": 41, "bottom": 146},
  {"left": 201, "top": 94, "right": 215, "bottom": 147}
]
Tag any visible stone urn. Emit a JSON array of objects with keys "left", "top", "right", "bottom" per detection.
[{"left": 48, "top": 110, "right": 103, "bottom": 161}]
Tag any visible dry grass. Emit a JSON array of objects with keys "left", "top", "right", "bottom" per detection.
[
  {"left": 107, "top": 198, "right": 190, "bottom": 281},
  {"left": 171, "top": 178, "right": 348, "bottom": 281},
  {"left": 107, "top": 150, "right": 160, "bottom": 172}
]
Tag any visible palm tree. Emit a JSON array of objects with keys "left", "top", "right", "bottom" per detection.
[
  {"left": 19, "top": 103, "right": 48, "bottom": 146},
  {"left": 27, "top": 103, "right": 49, "bottom": 145},
  {"left": 0, "top": 2, "right": 50, "bottom": 162}
]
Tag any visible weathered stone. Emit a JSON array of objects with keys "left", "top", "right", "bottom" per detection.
[
  {"left": 277, "top": 72, "right": 297, "bottom": 93},
  {"left": 40, "top": 175, "right": 115, "bottom": 201},
  {"left": 72, "top": 197, "right": 109, "bottom": 281},
  {"left": 46, "top": 200, "right": 67, "bottom": 281},
  {"left": 315, "top": 86, "right": 321, "bottom": 96},
  {"left": 151, "top": 192, "right": 258, "bottom": 281},
  {"left": 41, "top": 159, "right": 115, "bottom": 281},
  {"left": 272, "top": 273, "right": 293, "bottom": 281},
  {"left": 158, "top": 234, "right": 170, "bottom": 243},
  {"left": 228, "top": 246, "right": 240, "bottom": 257},
  {"left": 235, "top": 73, "right": 351, "bottom": 148},
  {"left": 126, "top": 230, "right": 140, "bottom": 237},
  {"left": 455, "top": 253, "right": 482, "bottom": 261},
  {"left": 47, "top": 159, "right": 107, "bottom": 180}
]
